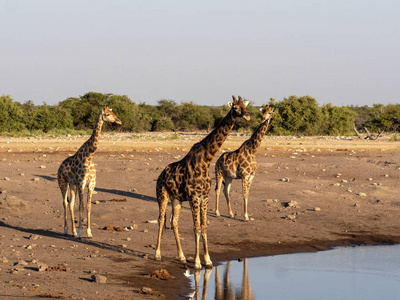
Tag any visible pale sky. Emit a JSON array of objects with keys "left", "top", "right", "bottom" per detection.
[{"left": 1, "top": 0, "right": 399, "bottom": 107}]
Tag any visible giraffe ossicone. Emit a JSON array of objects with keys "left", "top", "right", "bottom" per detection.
[
  {"left": 57, "top": 106, "right": 121, "bottom": 238},
  {"left": 154, "top": 95, "right": 250, "bottom": 269}
]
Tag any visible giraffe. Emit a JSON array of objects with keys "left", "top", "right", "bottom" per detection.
[
  {"left": 57, "top": 106, "right": 121, "bottom": 238},
  {"left": 154, "top": 96, "right": 250, "bottom": 269},
  {"left": 214, "top": 105, "right": 275, "bottom": 221}
]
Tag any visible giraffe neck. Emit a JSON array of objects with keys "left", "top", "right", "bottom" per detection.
[
  {"left": 244, "top": 118, "right": 271, "bottom": 154},
  {"left": 79, "top": 110, "right": 104, "bottom": 156},
  {"left": 199, "top": 110, "right": 236, "bottom": 163}
]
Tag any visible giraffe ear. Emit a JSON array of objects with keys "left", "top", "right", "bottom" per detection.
[
  {"left": 228, "top": 101, "right": 233, "bottom": 107},
  {"left": 259, "top": 107, "right": 263, "bottom": 112},
  {"left": 243, "top": 100, "right": 249, "bottom": 107},
  {"left": 109, "top": 108, "right": 113, "bottom": 111},
  {"left": 232, "top": 95, "right": 237, "bottom": 103}
]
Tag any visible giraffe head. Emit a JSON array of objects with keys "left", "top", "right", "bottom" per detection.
[
  {"left": 101, "top": 106, "right": 122, "bottom": 125},
  {"left": 229, "top": 96, "right": 251, "bottom": 121},
  {"left": 260, "top": 105, "right": 275, "bottom": 122}
]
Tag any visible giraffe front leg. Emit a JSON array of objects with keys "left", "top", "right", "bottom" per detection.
[
  {"left": 242, "top": 177, "right": 252, "bottom": 221},
  {"left": 86, "top": 191, "right": 93, "bottom": 238},
  {"left": 77, "top": 187, "right": 84, "bottom": 238},
  {"left": 190, "top": 198, "right": 202, "bottom": 269},
  {"left": 200, "top": 198, "right": 212, "bottom": 268},
  {"left": 87, "top": 175, "right": 95, "bottom": 238}
]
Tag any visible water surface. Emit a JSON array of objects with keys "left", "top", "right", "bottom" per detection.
[{"left": 189, "top": 244, "right": 400, "bottom": 299}]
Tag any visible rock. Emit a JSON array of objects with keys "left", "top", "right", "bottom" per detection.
[
  {"left": 14, "top": 260, "right": 28, "bottom": 267},
  {"left": 357, "top": 193, "right": 367, "bottom": 197},
  {"left": 37, "top": 263, "right": 48, "bottom": 272},
  {"left": 146, "top": 220, "right": 158, "bottom": 224},
  {"left": 29, "top": 234, "right": 39, "bottom": 240},
  {"left": 314, "top": 207, "right": 321, "bottom": 211},
  {"left": 40, "top": 165, "right": 46, "bottom": 169},
  {"left": 91, "top": 274, "right": 107, "bottom": 284},
  {"left": 280, "top": 178, "right": 290, "bottom": 182},
  {"left": 4, "top": 177, "right": 10, "bottom": 181},
  {"left": 286, "top": 214, "right": 296, "bottom": 221},
  {"left": 32, "top": 178, "right": 40, "bottom": 182}
]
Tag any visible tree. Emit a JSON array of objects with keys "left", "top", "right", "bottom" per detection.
[
  {"left": 321, "top": 104, "right": 354, "bottom": 135},
  {"left": 0, "top": 95, "right": 25, "bottom": 132},
  {"left": 271, "top": 95, "right": 323, "bottom": 135}
]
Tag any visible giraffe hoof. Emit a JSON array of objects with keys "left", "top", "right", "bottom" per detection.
[{"left": 215, "top": 211, "right": 220, "bottom": 217}]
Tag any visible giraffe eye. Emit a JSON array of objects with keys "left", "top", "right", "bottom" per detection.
[{"left": 104, "top": 113, "right": 109, "bottom": 117}]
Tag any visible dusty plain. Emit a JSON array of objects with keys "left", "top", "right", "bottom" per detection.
[{"left": 1, "top": 133, "right": 400, "bottom": 299}]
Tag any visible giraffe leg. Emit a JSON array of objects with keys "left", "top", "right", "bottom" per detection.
[
  {"left": 242, "top": 176, "right": 253, "bottom": 221},
  {"left": 87, "top": 173, "right": 96, "bottom": 238},
  {"left": 200, "top": 196, "right": 212, "bottom": 268},
  {"left": 155, "top": 187, "right": 168, "bottom": 261},
  {"left": 214, "top": 167, "right": 223, "bottom": 217},
  {"left": 190, "top": 198, "right": 202, "bottom": 269},
  {"left": 77, "top": 185, "right": 85, "bottom": 238},
  {"left": 202, "top": 268, "right": 212, "bottom": 300},
  {"left": 171, "top": 198, "right": 186, "bottom": 263},
  {"left": 60, "top": 181, "right": 69, "bottom": 235},
  {"left": 223, "top": 177, "right": 234, "bottom": 218},
  {"left": 69, "top": 186, "right": 77, "bottom": 237}
]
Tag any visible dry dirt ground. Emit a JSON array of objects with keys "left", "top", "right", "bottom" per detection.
[{"left": 1, "top": 133, "right": 400, "bottom": 299}]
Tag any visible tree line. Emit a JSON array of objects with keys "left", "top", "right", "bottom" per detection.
[{"left": 1, "top": 92, "right": 399, "bottom": 136}]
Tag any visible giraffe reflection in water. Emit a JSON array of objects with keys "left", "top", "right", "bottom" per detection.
[{"left": 191, "top": 259, "right": 254, "bottom": 300}]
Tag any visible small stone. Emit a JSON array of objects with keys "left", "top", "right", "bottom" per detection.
[
  {"left": 126, "top": 237, "right": 131, "bottom": 241},
  {"left": 4, "top": 177, "right": 10, "bottom": 181},
  {"left": 40, "top": 165, "right": 46, "bottom": 169},
  {"left": 141, "top": 287, "right": 152, "bottom": 294},
  {"left": 91, "top": 274, "right": 107, "bottom": 284},
  {"left": 357, "top": 193, "right": 367, "bottom": 197},
  {"left": 314, "top": 207, "right": 321, "bottom": 211},
  {"left": 146, "top": 220, "right": 158, "bottom": 224},
  {"left": 32, "top": 178, "right": 40, "bottom": 182},
  {"left": 37, "top": 263, "right": 48, "bottom": 272},
  {"left": 14, "top": 260, "right": 28, "bottom": 267},
  {"left": 29, "top": 234, "right": 39, "bottom": 240}
]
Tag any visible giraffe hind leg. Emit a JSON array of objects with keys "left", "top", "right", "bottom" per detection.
[
  {"left": 171, "top": 198, "right": 186, "bottom": 263},
  {"left": 69, "top": 186, "right": 78, "bottom": 237},
  {"left": 155, "top": 186, "right": 168, "bottom": 261},
  {"left": 60, "top": 183, "right": 69, "bottom": 235},
  {"left": 214, "top": 166, "right": 224, "bottom": 217}
]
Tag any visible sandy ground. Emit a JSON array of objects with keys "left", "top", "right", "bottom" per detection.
[{"left": 1, "top": 133, "right": 400, "bottom": 299}]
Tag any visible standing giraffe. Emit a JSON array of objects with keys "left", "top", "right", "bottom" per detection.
[
  {"left": 215, "top": 105, "right": 275, "bottom": 221},
  {"left": 58, "top": 106, "right": 121, "bottom": 238},
  {"left": 155, "top": 96, "right": 250, "bottom": 269}
]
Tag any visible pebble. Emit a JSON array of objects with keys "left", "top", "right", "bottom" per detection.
[
  {"left": 357, "top": 193, "right": 367, "bottom": 197},
  {"left": 314, "top": 207, "right": 321, "bottom": 212},
  {"left": 91, "top": 274, "right": 107, "bottom": 284}
]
